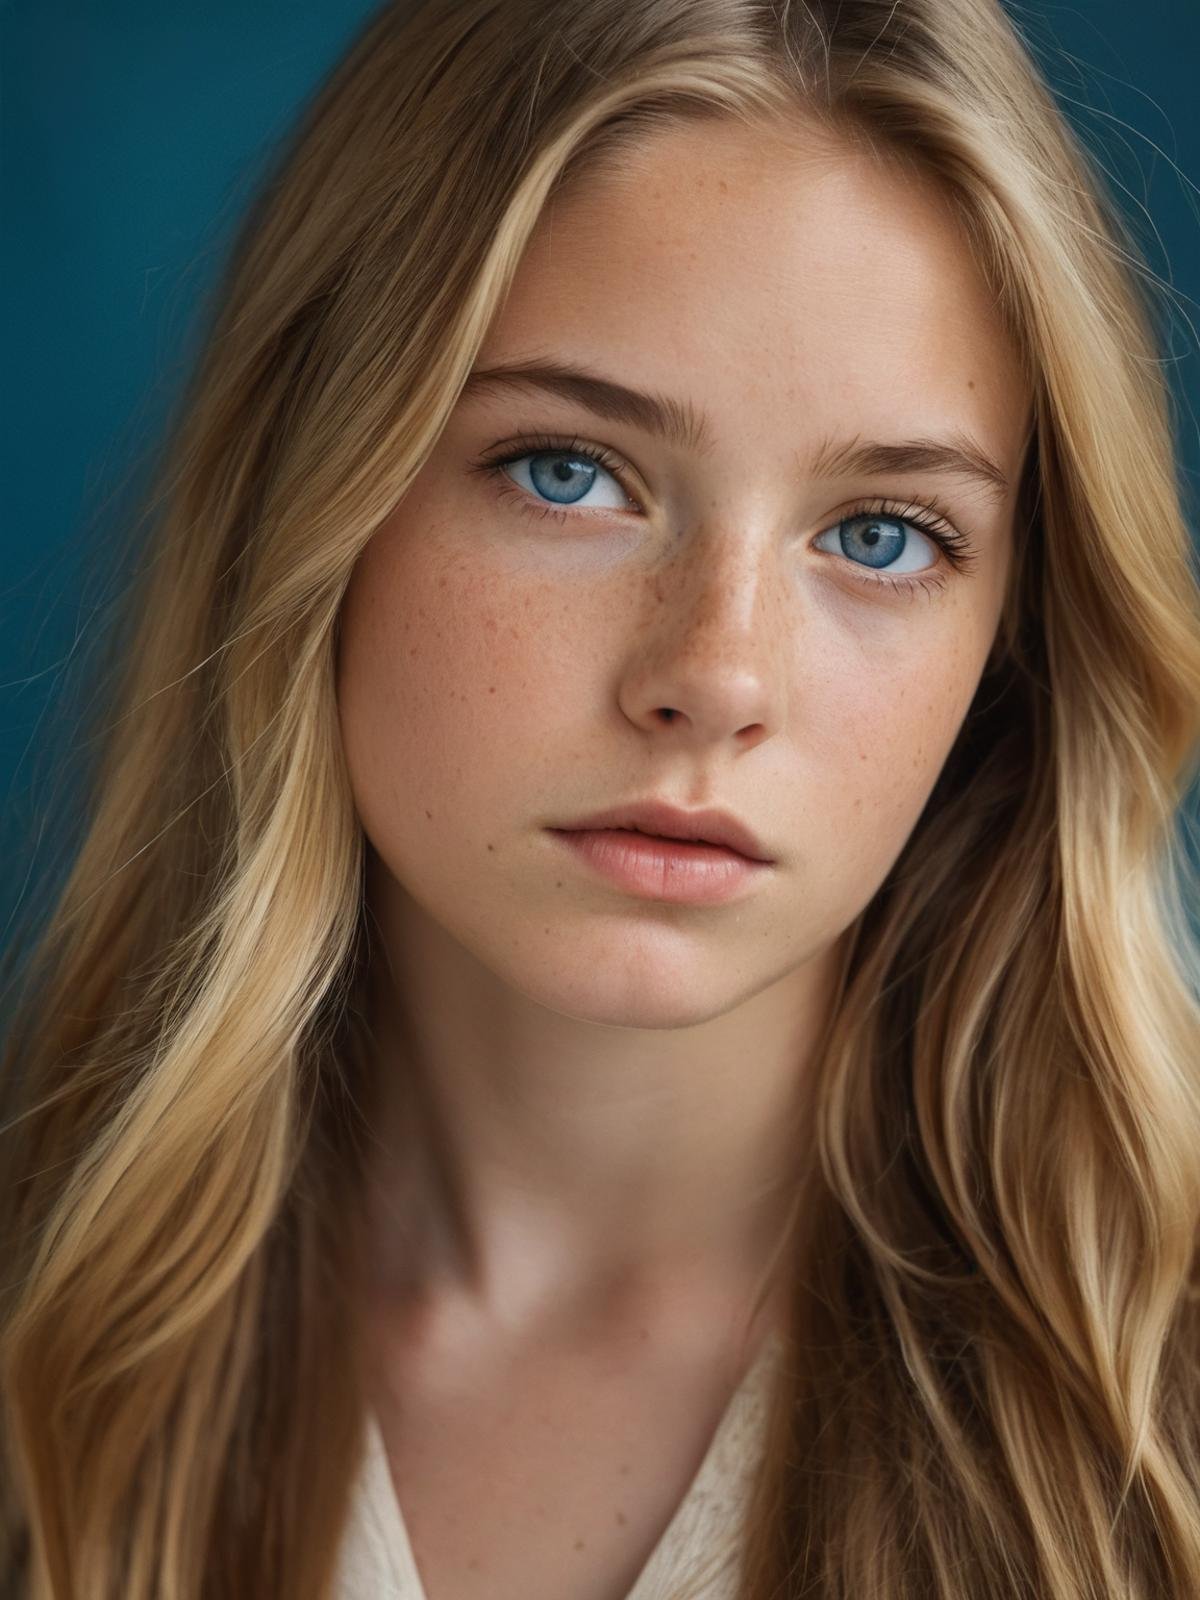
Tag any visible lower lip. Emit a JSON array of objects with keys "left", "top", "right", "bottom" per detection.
[{"left": 547, "top": 828, "right": 771, "bottom": 904}]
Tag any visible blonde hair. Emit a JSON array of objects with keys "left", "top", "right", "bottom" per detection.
[{"left": 3, "top": 0, "right": 1199, "bottom": 1595}]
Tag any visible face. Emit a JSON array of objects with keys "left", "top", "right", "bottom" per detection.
[{"left": 336, "top": 115, "right": 1030, "bottom": 1031}]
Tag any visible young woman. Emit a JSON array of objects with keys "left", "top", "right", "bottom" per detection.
[{"left": 3, "top": 1, "right": 1198, "bottom": 1597}]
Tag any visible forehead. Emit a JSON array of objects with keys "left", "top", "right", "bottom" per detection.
[{"left": 478, "top": 116, "right": 1029, "bottom": 465}]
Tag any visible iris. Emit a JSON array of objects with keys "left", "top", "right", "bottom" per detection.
[
  {"left": 527, "top": 452, "right": 599, "bottom": 504},
  {"left": 839, "top": 515, "right": 906, "bottom": 569}
]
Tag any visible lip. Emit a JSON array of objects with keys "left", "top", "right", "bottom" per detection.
[
  {"left": 548, "top": 799, "right": 774, "bottom": 864},
  {"left": 549, "top": 827, "right": 770, "bottom": 905}
]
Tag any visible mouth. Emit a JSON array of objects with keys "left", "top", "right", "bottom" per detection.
[
  {"left": 550, "top": 801, "right": 775, "bottom": 865},
  {"left": 578, "top": 825, "right": 752, "bottom": 859},
  {"left": 547, "top": 824, "right": 772, "bottom": 904}
]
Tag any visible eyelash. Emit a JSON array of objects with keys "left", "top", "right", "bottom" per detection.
[{"left": 467, "top": 431, "right": 979, "bottom": 599}]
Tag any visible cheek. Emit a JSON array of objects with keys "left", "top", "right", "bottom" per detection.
[
  {"left": 810, "top": 619, "right": 983, "bottom": 886},
  {"left": 335, "top": 522, "right": 568, "bottom": 844}
]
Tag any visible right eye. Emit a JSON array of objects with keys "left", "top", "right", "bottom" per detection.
[{"left": 471, "top": 434, "right": 640, "bottom": 521}]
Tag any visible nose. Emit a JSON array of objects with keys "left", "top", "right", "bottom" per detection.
[{"left": 617, "top": 525, "right": 786, "bottom": 751}]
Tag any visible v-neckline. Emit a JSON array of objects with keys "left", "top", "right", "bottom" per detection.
[{"left": 353, "top": 1330, "right": 784, "bottom": 1600}]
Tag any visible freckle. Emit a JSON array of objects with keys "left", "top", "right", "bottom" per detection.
[
  {"left": 616, "top": 1510, "right": 628, "bottom": 1525},
  {"left": 968, "top": 380, "right": 976, "bottom": 390},
  {"left": 424, "top": 809, "right": 433, "bottom": 820},
  {"left": 555, "top": 879, "right": 563, "bottom": 887},
  {"left": 619, "top": 1462, "right": 630, "bottom": 1476},
  {"left": 574, "top": 1538, "right": 586, "bottom": 1552},
  {"left": 467, "top": 1557, "right": 481, "bottom": 1570},
  {"left": 409, "top": 647, "right": 418, "bottom": 657},
  {"left": 489, "top": 685, "right": 496, "bottom": 693},
  {"left": 487, "top": 843, "right": 494, "bottom": 851}
]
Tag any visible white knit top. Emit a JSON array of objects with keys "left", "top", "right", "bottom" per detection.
[{"left": 333, "top": 1331, "right": 783, "bottom": 1600}]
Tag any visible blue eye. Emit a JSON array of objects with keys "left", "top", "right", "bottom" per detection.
[
  {"left": 814, "top": 511, "right": 938, "bottom": 577},
  {"left": 493, "top": 443, "right": 630, "bottom": 512}
]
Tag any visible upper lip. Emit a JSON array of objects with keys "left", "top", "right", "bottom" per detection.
[{"left": 551, "top": 799, "right": 775, "bottom": 864}]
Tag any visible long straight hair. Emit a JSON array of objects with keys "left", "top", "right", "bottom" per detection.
[{"left": 3, "top": 1, "right": 1199, "bottom": 1595}]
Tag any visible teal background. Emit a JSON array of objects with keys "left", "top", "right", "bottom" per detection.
[{"left": 2, "top": 0, "right": 1198, "bottom": 949}]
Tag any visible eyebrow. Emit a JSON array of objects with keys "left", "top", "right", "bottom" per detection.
[{"left": 461, "top": 358, "right": 1011, "bottom": 504}]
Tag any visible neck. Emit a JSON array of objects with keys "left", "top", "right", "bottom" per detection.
[{"left": 355, "top": 869, "right": 847, "bottom": 1356}]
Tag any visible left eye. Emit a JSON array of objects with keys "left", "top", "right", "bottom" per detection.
[
  {"left": 501, "top": 450, "right": 629, "bottom": 511},
  {"left": 813, "top": 512, "right": 938, "bottom": 576}
]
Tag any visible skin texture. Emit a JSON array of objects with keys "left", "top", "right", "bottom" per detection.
[{"left": 334, "top": 114, "right": 1031, "bottom": 1598}]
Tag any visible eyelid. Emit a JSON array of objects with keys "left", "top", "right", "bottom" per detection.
[{"left": 469, "top": 430, "right": 980, "bottom": 588}]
